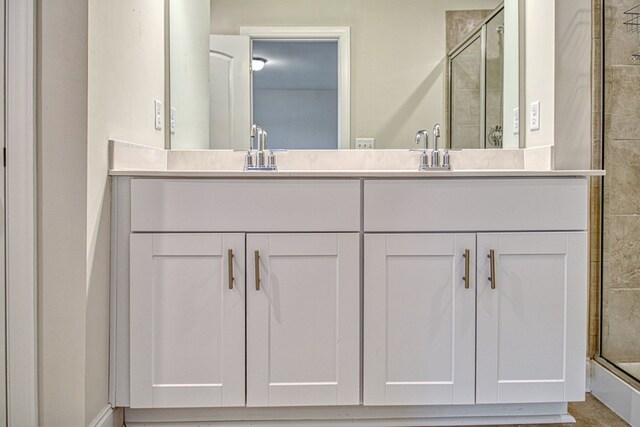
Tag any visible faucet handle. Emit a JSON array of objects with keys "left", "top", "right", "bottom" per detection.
[
  {"left": 433, "top": 123, "right": 441, "bottom": 138},
  {"left": 442, "top": 150, "right": 451, "bottom": 169},
  {"left": 244, "top": 150, "right": 254, "bottom": 169},
  {"left": 267, "top": 150, "right": 278, "bottom": 170}
]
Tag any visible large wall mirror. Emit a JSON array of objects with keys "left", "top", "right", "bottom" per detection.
[{"left": 168, "top": 0, "right": 524, "bottom": 151}]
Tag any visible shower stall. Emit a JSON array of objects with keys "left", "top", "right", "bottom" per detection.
[
  {"left": 447, "top": 2, "right": 521, "bottom": 151},
  {"left": 598, "top": 0, "right": 640, "bottom": 389}
]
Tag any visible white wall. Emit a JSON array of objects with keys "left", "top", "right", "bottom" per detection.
[
  {"left": 502, "top": 0, "right": 520, "bottom": 149},
  {"left": 170, "top": 0, "right": 211, "bottom": 149},
  {"left": 211, "top": 0, "right": 500, "bottom": 149},
  {"left": 524, "top": 0, "right": 555, "bottom": 148},
  {"left": 87, "top": 0, "right": 165, "bottom": 424},
  {"left": 524, "top": 0, "right": 591, "bottom": 168},
  {"left": 39, "top": 0, "right": 88, "bottom": 424},
  {"left": 553, "top": 0, "right": 591, "bottom": 170}
]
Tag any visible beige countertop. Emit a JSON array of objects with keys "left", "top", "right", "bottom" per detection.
[
  {"left": 108, "top": 140, "right": 605, "bottom": 178},
  {"left": 109, "top": 169, "right": 605, "bottom": 178}
]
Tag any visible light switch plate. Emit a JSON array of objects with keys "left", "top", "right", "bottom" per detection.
[
  {"left": 170, "top": 107, "right": 177, "bottom": 135},
  {"left": 355, "top": 138, "right": 375, "bottom": 149},
  {"left": 154, "top": 99, "right": 163, "bottom": 131},
  {"left": 530, "top": 101, "right": 540, "bottom": 131},
  {"left": 513, "top": 107, "right": 519, "bottom": 134}
]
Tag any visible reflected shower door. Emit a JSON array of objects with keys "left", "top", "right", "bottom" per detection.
[{"left": 450, "top": 36, "right": 482, "bottom": 149}]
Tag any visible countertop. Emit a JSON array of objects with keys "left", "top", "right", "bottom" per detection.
[{"left": 109, "top": 169, "right": 605, "bottom": 178}]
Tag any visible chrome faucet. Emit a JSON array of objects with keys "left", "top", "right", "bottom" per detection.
[
  {"left": 432, "top": 124, "right": 441, "bottom": 167},
  {"left": 415, "top": 130, "right": 430, "bottom": 171},
  {"left": 245, "top": 124, "right": 277, "bottom": 171},
  {"left": 414, "top": 124, "right": 451, "bottom": 171}
]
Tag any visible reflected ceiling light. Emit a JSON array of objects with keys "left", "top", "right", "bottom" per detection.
[{"left": 252, "top": 57, "right": 267, "bottom": 71}]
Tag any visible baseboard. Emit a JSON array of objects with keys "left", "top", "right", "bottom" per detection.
[
  {"left": 125, "top": 402, "right": 573, "bottom": 426},
  {"left": 591, "top": 361, "right": 640, "bottom": 426},
  {"left": 88, "top": 405, "right": 124, "bottom": 427},
  {"left": 125, "top": 414, "right": 575, "bottom": 427},
  {"left": 586, "top": 358, "right": 592, "bottom": 392}
]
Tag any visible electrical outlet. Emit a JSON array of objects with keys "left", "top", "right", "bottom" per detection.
[
  {"left": 530, "top": 101, "right": 540, "bottom": 131},
  {"left": 355, "top": 138, "right": 375, "bottom": 149},
  {"left": 170, "top": 107, "right": 177, "bottom": 135},
  {"left": 154, "top": 100, "right": 163, "bottom": 131},
  {"left": 513, "top": 107, "right": 519, "bottom": 134}
]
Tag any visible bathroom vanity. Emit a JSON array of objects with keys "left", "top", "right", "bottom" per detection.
[{"left": 109, "top": 143, "right": 601, "bottom": 426}]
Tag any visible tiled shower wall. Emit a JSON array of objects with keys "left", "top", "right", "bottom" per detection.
[{"left": 597, "top": 0, "right": 640, "bottom": 365}]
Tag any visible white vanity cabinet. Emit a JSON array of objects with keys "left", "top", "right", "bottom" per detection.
[
  {"left": 129, "top": 233, "right": 246, "bottom": 408},
  {"left": 364, "top": 233, "right": 477, "bottom": 406},
  {"left": 246, "top": 233, "right": 360, "bottom": 407},
  {"left": 475, "top": 232, "right": 587, "bottom": 404},
  {"left": 119, "top": 179, "right": 362, "bottom": 409},
  {"left": 113, "top": 175, "right": 592, "bottom": 425},
  {"left": 363, "top": 179, "right": 589, "bottom": 407}
]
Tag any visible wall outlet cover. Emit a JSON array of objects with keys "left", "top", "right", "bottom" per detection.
[
  {"left": 170, "top": 106, "right": 177, "bottom": 135},
  {"left": 154, "top": 99, "right": 163, "bottom": 131},
  {"left": 355, "top": 138, "right": 375, "bottom": 149},
  {"left": 530, "top": 101, "right": 540, "bottom": 131},
  {"left": 513, "top": 107, "right": 519, "bottom": 135}
]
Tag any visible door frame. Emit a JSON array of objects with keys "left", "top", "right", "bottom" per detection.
[
  {"left": 239, "top": 26, "right": 351, "bottom": 150},
  {"left": 6, "top": 0, "right": 38, "bottom": 425}
]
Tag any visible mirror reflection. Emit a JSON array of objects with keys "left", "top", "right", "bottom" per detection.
[{"left": 168, "top": 0, "right": 521, "bottom": 151}]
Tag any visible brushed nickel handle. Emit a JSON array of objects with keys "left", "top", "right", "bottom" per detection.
[
  {"left": 463, "top": 249, "right": 471, "bottom": 289},
  {"left": 254, "top": 250, "right": 261, "bottom": 291},
  {"left": 488, "top": 249, "right": 496, "bottom": 289},
  {"left": 228, "top": 249, "right": 234, "bottom": 289}
]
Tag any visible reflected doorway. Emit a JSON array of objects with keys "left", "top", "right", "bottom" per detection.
[{"left": 252, "top": 40, "right": 339, "bottom": 150}]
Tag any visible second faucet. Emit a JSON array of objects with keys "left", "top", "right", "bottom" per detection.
[{"left": 414, "top": 124, "right": 451, "bottom": 171}]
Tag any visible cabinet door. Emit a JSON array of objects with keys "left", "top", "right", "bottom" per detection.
[
  {"left": 246, "top": 233, "right": 359, "bottom": 407},
  {"left": 476, "top": 232, "right": 587, "bottom": 404},
  {"left": 130, "top": 233, "right": 245, "bottom": 408},
  {"left": 364, "top": 234, "right": 476, "bottom": 405}
]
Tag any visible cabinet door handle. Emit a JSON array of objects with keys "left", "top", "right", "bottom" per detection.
[
  {"left": 254, "top": 250, "right": 261, "bottom": 291},
  {"left": 487, "top": 249, "right": 496, "bottom": 289},
  {"left": 228, "top": 249, "right": 234, "bottom": 289},
  {"left": 463, "top": 249, "right": 471, "bottom": 289}
]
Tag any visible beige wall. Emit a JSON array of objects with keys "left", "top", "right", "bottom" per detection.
[
  {"left": 87, "top": 0, "right": 165, "bottom": 424},
  {"left": 170, "top": 0, "right": 211, "bottom": 149},
  {"left": 525, "top": 0, "right": 591, "bottom": 169},
  {"left": 524, "top": 0, "right": 555, "bottom": 148},
  {"left": 553, "top": 0, "right": 591, "bottom": 169},
  {"left": 502, "top": 0, "right": 520, "bottom": 149},
  {"left": 38, "top": 0, "right": 165, "bottom": 425},
  {"left": 211, "top": 0, "right": 500, "bottom": 149},
  {"left": 38, "top": 0, "right": 89, "bottom": 425}
]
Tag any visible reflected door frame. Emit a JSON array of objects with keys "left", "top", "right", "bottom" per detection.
[{"left": 239, "top": 26, "right": 351, "bottom": 150}]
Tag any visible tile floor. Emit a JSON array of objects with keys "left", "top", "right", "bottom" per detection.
[{"left": 479, "top": 393, "right": 629, "bottom": 427}]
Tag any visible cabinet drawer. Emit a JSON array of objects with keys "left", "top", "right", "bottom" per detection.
[
  {"left": 364, "top": 178, "right": 588, "bottom": 232},
  {"left": 131, "top": 179, "right": 360, "bottom": 232}
]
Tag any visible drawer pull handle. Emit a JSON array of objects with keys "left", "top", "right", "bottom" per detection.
[
  {"left": 228, "top": 249, "right": 234, "bottom": 289},
  {"left": 255, "top": 250, "right": 261, "bottom": 291},
  {"left": 463, "top": 249, "right": 471, "bottom": 289},
  {"left": 488, "top": 249, "right": 496, "bottom": 289}
]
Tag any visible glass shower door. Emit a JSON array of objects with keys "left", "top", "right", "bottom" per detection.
[
  {"left": 599, "top": 0, "right": 640, "bottom": 387},
  {"left": 449, "top": 36, "right": 482, "bottom": 149}
]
